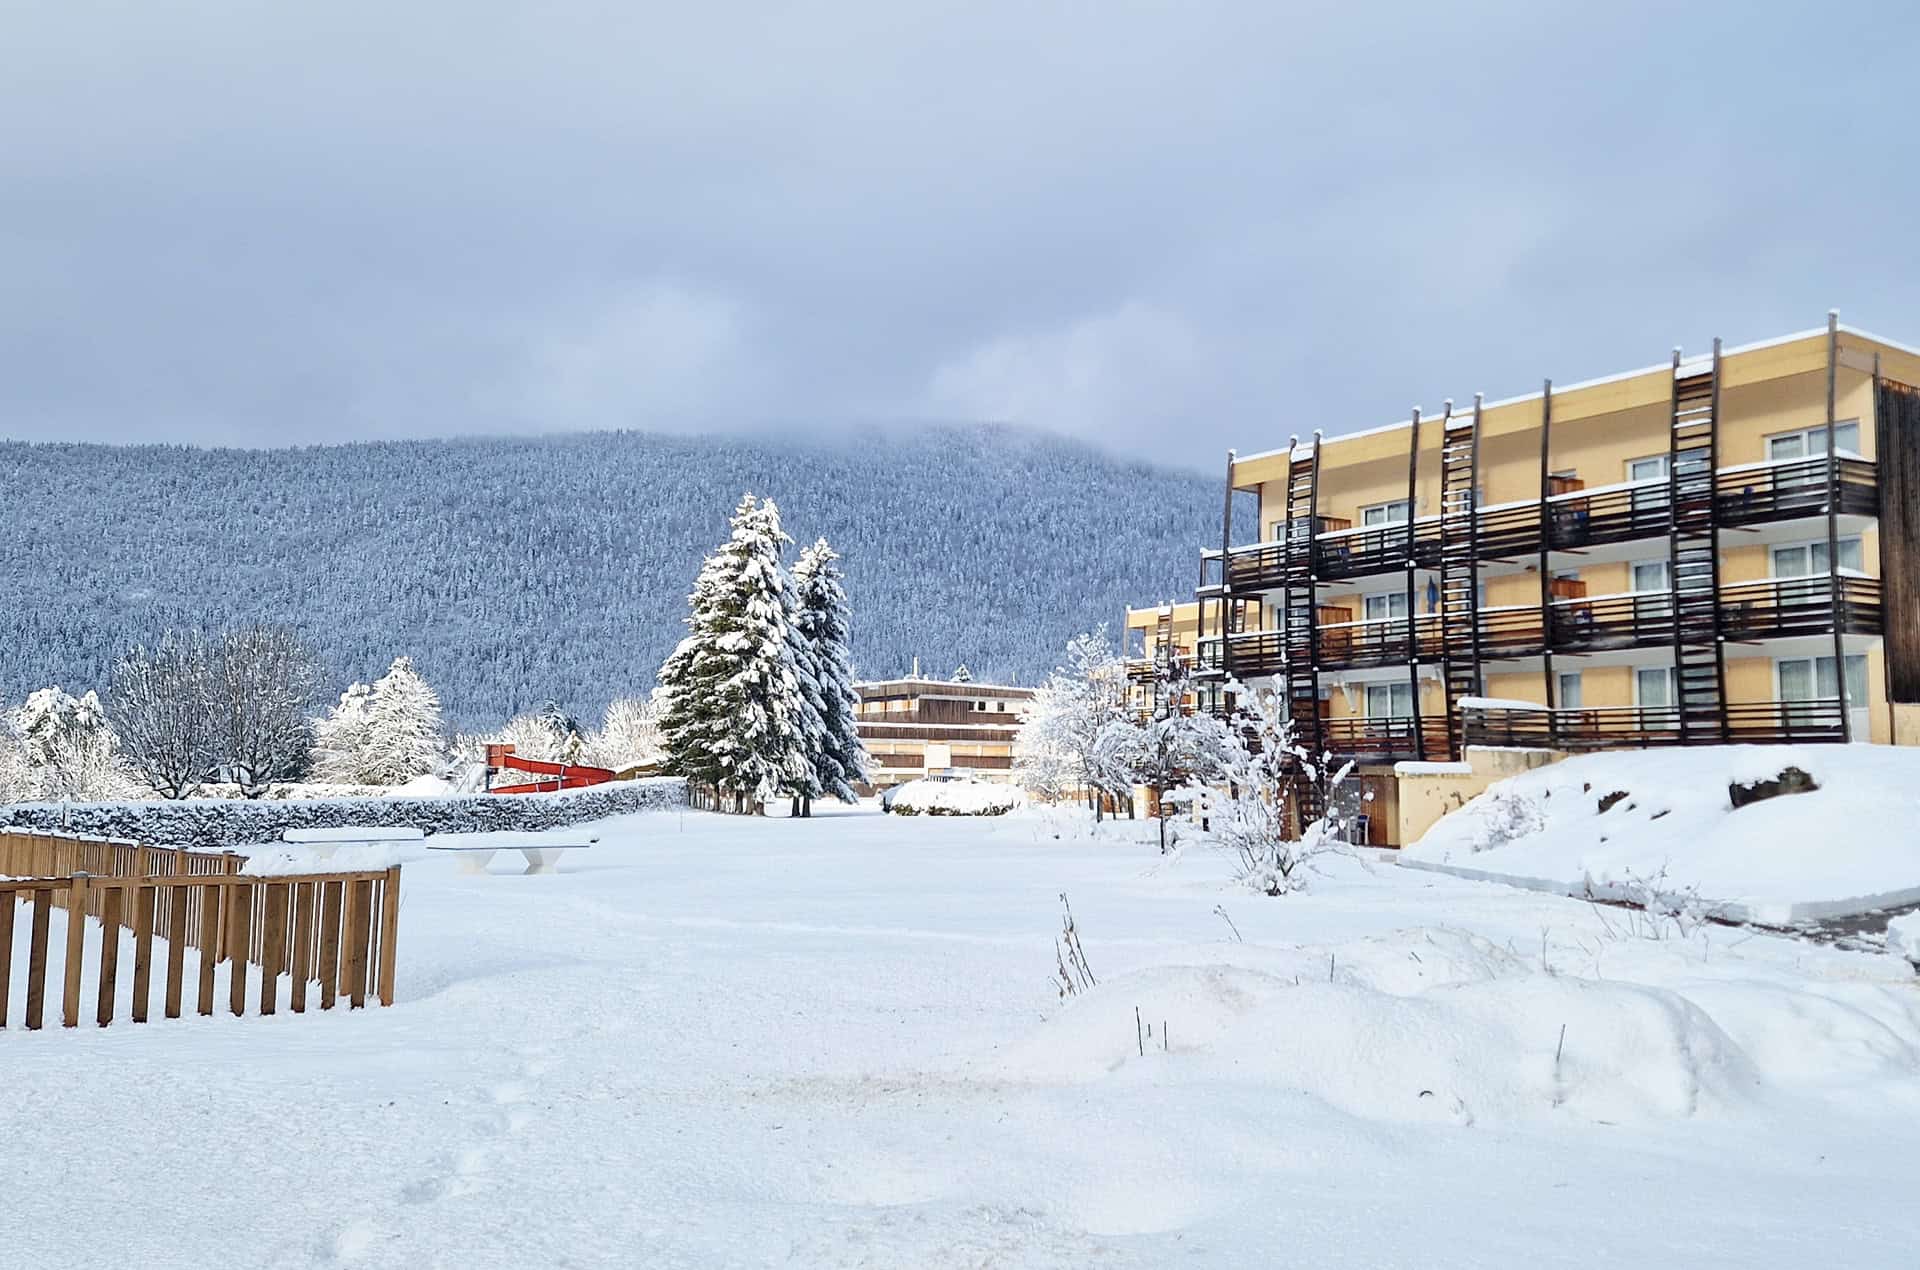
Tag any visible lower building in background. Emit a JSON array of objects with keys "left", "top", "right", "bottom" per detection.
[{"left": 854, "top": 676, "right": 1036, "bottom": 792}]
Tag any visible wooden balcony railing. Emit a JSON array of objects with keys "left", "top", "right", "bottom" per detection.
[
  {"left": 1197, "top": 575, "right": 1880, "bottom": 674},
  {"left": 1215, "top": 455, "right": 1879, "bottom": 586},
  {"left": 1461, "top": 698, "right": 1850, "bottom": 750}
]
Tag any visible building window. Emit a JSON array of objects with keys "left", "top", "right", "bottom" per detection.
[
  {"left": 1767, "top": 421, "right": 1861, "bottom": 462},
  {"left": 1364, "top": 681, "right": 1414, "bottom": 718},
  {"left": 1770, "top": 537, "right": 1864, "bottom": 577},
  {"left": 1627, "top": 455, "right": 1669, "bottom": 483},
  {"left": 1361, "top": 500, "right": 1411, "bottom": 528},
  {"left": 1363, "top": 591, "right": 1409, "bottom": 622},
  {"left": 1634, "top": 666, "right": 1675, "bottom": 708},
  {"left": 1777, "top": 654, "right": 1867, "bottom": 708},
  {"left": 1557, "top": 672, "right": 1582, "bottom": 709},
  {"left": 1631, "top": 560, "right": 1669, "bottom": 593}
]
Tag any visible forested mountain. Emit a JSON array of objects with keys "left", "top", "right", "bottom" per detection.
[{"left": 0, "top": 426, "right": 1224, "bottom": 728}]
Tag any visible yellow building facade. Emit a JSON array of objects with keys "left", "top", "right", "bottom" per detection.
[{"left": 1136, "top": 316, "right": 1920, "bottom": 843}]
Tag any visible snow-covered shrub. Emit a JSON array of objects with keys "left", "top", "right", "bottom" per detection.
[
  {"left": 1462, "top": 790, "right": 1548, "bottom": 854},
  {"left": 1013, "top": 629, "right": 1128, "bottom": 810},
  {"left": 1887, "top": 911, "right": 1920, "bottom": 970},
  {"left": 0, "top": 777, "right": 687, "bottom": 849},
  {"left": 887, "top": 778, "right": 1022, "bottom": 816},
  {"left": 583, "top": 696, "right": 664, "bottom": 770},
  {"left": 11, "top": 686, "right": 140, "bottom": 801}
]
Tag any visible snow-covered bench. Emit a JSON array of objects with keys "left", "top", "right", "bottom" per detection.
[
  {"left": 426, "top": 836, "right": 598, "bottom": 876},
  {"left": 280, "top": 826, "right": 426, "bottom": 862}
]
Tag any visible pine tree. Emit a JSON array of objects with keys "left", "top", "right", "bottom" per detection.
[
  {"left": 657, "top": 494, "right": 812, "bottom": 813},
  {"left": 312, "top": 681, "right": 375, "bottom": 782},
  {"left": 792, "top": 538, "right": 868, "bottom": 812},
  {"left": 951, "top": 663, "right": 973, "bottom": 683},
  {"left": 360, "top": 656, "right": 445, "bottom": 784}
]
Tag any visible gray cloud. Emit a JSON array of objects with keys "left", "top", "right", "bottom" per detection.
[{"left": 4, "top": 2, "right": 1916, "bottom": 468}]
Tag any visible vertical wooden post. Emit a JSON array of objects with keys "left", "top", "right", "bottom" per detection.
[
  {"left": 318, "top": 881, "right": 342, "bottom": 1010},
  {"left": 377, "top": 867, "right": 401, "bottom": 1007},
  {"left": 165, "top": 882, "right": 188, "bottom": 1019},
  {"left": 0, "top": 887, "right": 13, "bottom": 1027},
  {"left": 345, "top": 879, "right": 372, "bottom": 1009},
  {"left": 226, "top": 880, "right": 249, "bottom": 1017},
  {"left": 96, "top": 884, "right": 122, "bottom": 1027},
  {"left": 291, "top": 882, "right": 314, "bottom": 1014},
  {"left": 336, "top": 878, "right": 360, "bottom": 1004},
  {"left": 197, "top": 882, "right": 220, "bottom": 1017},
  {"left": 131, "top": 885, "right": 154, "bottom": 1023},
  {"left": 260, "top": 883, "right": 288, "bottom": 1016},
  {"left": 26, "top": 887, "right": 51, "bottom": 1029},
  {"left": 62, "top": 873, "right": 89, "bottom": 1028},
  {"left": 1826, "top": 311, "right": 1850, "bottom": 741}
]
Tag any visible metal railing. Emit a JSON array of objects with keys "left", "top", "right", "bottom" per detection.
[{"left": 1214, "top": 455, "right": 1879, "bottom": 586}]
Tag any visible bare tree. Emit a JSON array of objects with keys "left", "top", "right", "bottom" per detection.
[
  {"left": 109, "top": 632, "right": 221, "bottom": 800},
  {"left": 216, "top": 626, "right": 322, "bottom": 798}
]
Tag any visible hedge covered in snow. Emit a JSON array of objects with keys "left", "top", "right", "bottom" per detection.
[
  {"left": 0, "top": 777, "right": 687, "bottom": 849},
  {"left": 887, "top": 778, "right": 1022, "bottom": 816}
]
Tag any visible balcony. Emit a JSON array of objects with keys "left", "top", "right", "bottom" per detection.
[
  {"left": 1318, "top": 715, "right": 1451, "bottom": 762},
  {"left": 1212, "top": 455, "right": 1879, "bottom": 587},
  {"left": 1194, "top": 575, "right": 1880, "bottom": 674},
  {"left": 1460, "top": 698, "right": 1850, "bottom": 750}
]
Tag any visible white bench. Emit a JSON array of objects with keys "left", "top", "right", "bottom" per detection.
[
  {"left": 280, "top": 826, "right": 426, "bottom": 862},
  {"left": 425, "top": 836, "right": 598, "bottom": 876}
]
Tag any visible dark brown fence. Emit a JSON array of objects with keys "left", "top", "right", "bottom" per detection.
[{"left": 0, "top": 831, "right": 400, "bottom": 1030}]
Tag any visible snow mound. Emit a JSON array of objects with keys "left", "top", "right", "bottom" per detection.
[
  {"left": 1402, "top": 745, "right": 1920, "bottom": 922},
  {"left": 984, "top": 946, "right": 1764, "bottom": 1127},
  {"left": 888, "top": 778, "right": 1023, "bottom": 816},
  {"left": 1888, "top": 911, "right": 1920, "bottom": 969}
]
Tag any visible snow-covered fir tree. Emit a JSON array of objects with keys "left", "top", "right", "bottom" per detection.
[
  {"left": 657, "top": 494, "right": 813, "bottom": 813},
  {"left": 951, "top": 663, "right": 973, "bottom": 683},
  {"left": 791, "top": 538, "right": 869, "bottom": 812},
  {"left": 362, "top": 656, "right": 445, "bottom": 783}
]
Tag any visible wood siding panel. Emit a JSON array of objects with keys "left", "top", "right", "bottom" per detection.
[{"left": 1878, "top": 381, "right": 1920, "bottom": 702}]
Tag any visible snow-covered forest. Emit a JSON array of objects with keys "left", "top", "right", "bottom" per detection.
[{"left": 0, "top": 425, "right": 1231, "bottom": 727}]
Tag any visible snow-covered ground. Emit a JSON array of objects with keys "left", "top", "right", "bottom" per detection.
[
  {"left": 1402, "top": 744, "right": 1920, "bottom": 923},
  {"left": 5, "top": 803, "right": 1920, "bottom": 1268}
]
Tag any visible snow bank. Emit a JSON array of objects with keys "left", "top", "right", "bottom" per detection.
[
  {"left": 0, "top": 778, "right": 686, "bottom": 848},
  {"left": 983, "top": 924, "right": 1920, "bottom": 1128},
  {"left": 887, "top": 778, "right": 1023, "bottom": 816},
  {"left": 985, "top": 930, "right": 1768, "bottom": 1126},
  {"left": 1888, "top": 911, "right": 1920, "bottom": 969},
  {"left": 1401, "top": 745, "right": 1920, "bottom": 922}
]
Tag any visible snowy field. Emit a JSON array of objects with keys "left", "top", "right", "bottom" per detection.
[{"left": 5, "top": 804, "right": 1920, "bottom": 1268}]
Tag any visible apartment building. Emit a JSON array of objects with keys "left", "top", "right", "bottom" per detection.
[
  {"left": 1122, "top": 601, "right": 1204, "bottom": 718},
  {"left": 1156, "top": 315, "right": 1920, "bottom": 841},
  {"left": 853, "top": 677, "right": 1036, "bottom": 791}
]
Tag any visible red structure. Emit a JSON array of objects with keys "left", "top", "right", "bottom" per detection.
[{"left": 484, "top": 744, "right": 615, "bottom": 795}]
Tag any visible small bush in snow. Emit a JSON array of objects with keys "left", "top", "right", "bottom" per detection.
[
  {"left": 1465, "top": 790, "right": 1548, "bottom": 853},
  {"left": 887, "top": 778, "right": 1021, "bottom": 816}
]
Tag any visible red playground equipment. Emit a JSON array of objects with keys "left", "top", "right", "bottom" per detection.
[{"left": 484, "top": 744, "right": 616, "bottom": 795}]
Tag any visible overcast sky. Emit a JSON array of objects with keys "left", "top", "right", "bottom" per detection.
[{"left": 5, "top": 2, "right": 1916, "bottom": 469}]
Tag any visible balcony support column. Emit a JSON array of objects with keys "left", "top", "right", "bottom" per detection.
[
  {"left": 1405, "top": 408, "right": 1425, "bottom": 760},
  {"left": 1219, "top": 447, "right": 1236, "bottom": 684},
  {"left": 1538, "top": 379, "right": 1556, "bottom": 711},
  {"left": 1826, "top": 313, "right": 1850, "bottom": 741}
]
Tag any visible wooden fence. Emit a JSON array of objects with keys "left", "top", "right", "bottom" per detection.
[{"left": 0, "top": 831, "right": 400, "bottom": 1030}]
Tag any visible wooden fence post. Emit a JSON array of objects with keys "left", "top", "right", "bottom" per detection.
[
  {"left": 0, "top": 887, "right": 13, "bottom": 1027},
  {"left": 96, "top": 883, "right": 122, "bottom": 1027},
  {"left": 291, "top": 882, "right": 314, "bottom": 1014},
  {"left": 25, "top": 887, "right": 51, "bottom": 1029},
  {"left": 62, "top": 873, "right": 89, "bottom": 1028},
  {"left": 197, "top": 882, "right": 220, "bottom": 1017},
  {"left": 132, "top": 884, "right": 156, "bottom": 1024},
  {"left": 226, "top": 880, "right": 249, "bottom": 1017},
  {"left": 377, "top": 867, "right": 401, "bottom": 1007}
]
